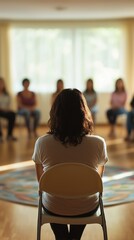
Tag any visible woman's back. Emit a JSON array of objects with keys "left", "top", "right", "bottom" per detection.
[{"left": 32, "top": 133, "right": 108, "bottom": 215}]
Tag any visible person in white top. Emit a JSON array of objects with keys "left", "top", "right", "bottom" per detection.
[{"left": 32, "top": 88, "right": 108, "bottom": 240}]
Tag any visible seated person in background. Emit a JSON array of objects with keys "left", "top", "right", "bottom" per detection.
[
  {"left": 125, "top": 95, "right": 134, "bottom": 141},
  {"left": 83, "top": 78, "right": 98, "bottom": 123},
  {"left": 32, "top": 88, "right": 108, "bottom": 240},
  {"left": 17, "top": 78, "right": 40, "bottom": 138},
  {"left": 0, "top": 77, "right": 17, "bottom": 142},
  {"left": 106, "top": 78, "right": 127, "bottom": 137},
  {"left": 51, "top": 79, "right": 64, "bottom": 105}
]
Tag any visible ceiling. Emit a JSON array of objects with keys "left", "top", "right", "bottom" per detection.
[{"left": 0, "top": 0, "right": 134, "bottom": 20}]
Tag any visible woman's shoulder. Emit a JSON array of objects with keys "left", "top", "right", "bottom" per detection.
[
  {"left": 52, "top": 92, "right": 58, "bottom": 98},
  {"left": 36, "top": 134, "right": 53, "bottom": 144},
  {"left": 31, "top": 91, "right": 36, "bottom": 95},
  {"left": 17, "top": 91, "right": 23, "bottom": 96},
  {"left": 112, "top": 91, "right": 126, "bottom": 97},
  {"left": 84, "top": 134, "right": 106, "bottom": 143}
]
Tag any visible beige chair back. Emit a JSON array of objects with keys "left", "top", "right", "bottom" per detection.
[{"left": 39, "top": 163, "right": 103, "bottom": 198}]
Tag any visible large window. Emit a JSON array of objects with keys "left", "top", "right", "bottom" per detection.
[{"left": 10, "top": 26, "right": 125, "bottom": 93}]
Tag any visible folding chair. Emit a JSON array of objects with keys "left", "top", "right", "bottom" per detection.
[{"left": 37, "top": 163, "right": 108, "bottom": 240}]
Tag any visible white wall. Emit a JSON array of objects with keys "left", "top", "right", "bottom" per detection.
[{"left": 96, "top": 93, "right": 110, "bottom": 124}]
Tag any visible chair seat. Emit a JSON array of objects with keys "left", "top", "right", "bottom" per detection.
[{"left": 41, "top": 207, "right": 102, "bottom": 225}]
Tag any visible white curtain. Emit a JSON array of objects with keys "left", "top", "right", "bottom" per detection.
[{"left": 9, "top": 26, "right": 125, "bottom": 94}]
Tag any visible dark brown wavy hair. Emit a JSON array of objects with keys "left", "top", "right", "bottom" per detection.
[
  {"left": 48, "top": 88, "right": 93, "bottom": 145},
  {"left": 115, "top": 78, "right": 126, "bottom": 92},
  {"left": 84, "top": 78, "right": 95, "bottom": 93}
]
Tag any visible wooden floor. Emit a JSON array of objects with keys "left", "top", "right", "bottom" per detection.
[{"left": 0, "top": 125, "right": 134, "bottom": 240}]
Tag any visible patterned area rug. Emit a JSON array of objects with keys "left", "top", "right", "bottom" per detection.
[{"left": 0, "top": 165, "right": 134, "bottom": 207}]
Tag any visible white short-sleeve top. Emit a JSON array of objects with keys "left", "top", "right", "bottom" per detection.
[{"left": 32, "top": 134, "right": 108, "bottom": 216}]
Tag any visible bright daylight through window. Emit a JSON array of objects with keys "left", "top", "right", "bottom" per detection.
[{"left": 10, "top": 27, "right": 125, "bottom": 93}]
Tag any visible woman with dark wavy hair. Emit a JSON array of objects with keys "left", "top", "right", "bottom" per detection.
[
  {"left": 17, "top": 78, "right": 40, "bottom": 138},
  {"left": 32, "top": 89, "right": 108, "bottom": 240}
]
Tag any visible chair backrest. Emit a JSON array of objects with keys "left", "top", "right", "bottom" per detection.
[{"left": 39, "top": 163, "right": 103, "bottom": 198}]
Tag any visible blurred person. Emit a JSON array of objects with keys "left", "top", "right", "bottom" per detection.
[
  {"left": 125, "top": 95, "right": 134, "bottom": 141},
  {"left": 106, "top": 78, "right": 127, "bottom": 137},
  {"left": 83, "top": 78, "right": 98, "bottom": 123},
  {"left": 17, "top": 78, "right": 40, "bottom": 138},
  {"left": 0, "top": 77, "right": 17, "bottom": 142},
  {"left": 51, "top": 79, "right": 64, "bottom": 105}
]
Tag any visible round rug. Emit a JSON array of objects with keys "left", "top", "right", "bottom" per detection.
[{"left": 0, "top": 165, "right": 134, "bottom": 207}]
